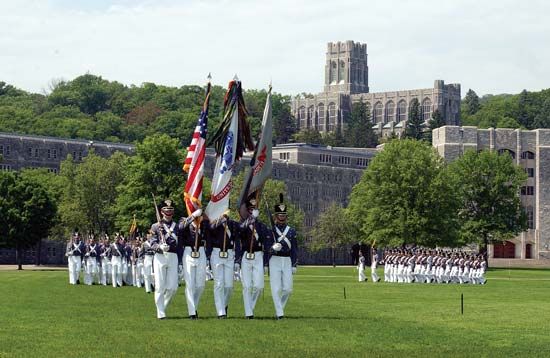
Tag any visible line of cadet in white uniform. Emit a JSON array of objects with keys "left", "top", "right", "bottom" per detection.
[
  {"left": 65, "top": 196, "right": 298, "bottom": 320},
  {"left": 378, "top": 249, "right": 487, "bottom": 284}
]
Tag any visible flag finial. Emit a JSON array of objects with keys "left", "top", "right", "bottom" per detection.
[
  {"left": 207, "top": 72, "right": 212, "bottom": 82},
  {"left": 233, "top": 74, "right": 239, "bottom": 81},
  {"left": 268, "top": 78, "right": 272, "bottom": 93}
]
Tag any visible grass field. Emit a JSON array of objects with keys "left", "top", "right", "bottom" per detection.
[{"left": 1, "top": 267, "right": 550, "bottom": 357}]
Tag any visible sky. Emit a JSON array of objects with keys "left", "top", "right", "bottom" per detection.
[{"left": 1, "top": 0, "right": 549, "bottom": 97}]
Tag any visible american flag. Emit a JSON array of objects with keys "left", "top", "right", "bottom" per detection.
[{"left": 183, "top": 84, "right": 210, "bottom": 216}]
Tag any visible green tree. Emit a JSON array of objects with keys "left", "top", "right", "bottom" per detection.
[
  {"left": 293, "top": 128, "right": 323, "bottom": 144},
  {"left": 348, "top": 139, "right": 460, "bottom": 248},
  {"left": 447, "top": 150, "right": 527, "bottom": 258},
  {"left": 344, "top": 100, "right": 377, "bottom": 147},
  {"left": 533, "top": 98, "right": 550, "bottom": 128},
  {"left": 405, "top": 98, "right": 425, "bottom": 140},
  {"left": 463, "top": 89, "right": 481, "bottom": 115},
  {"left": 58, "top": 151, "right": 127, "bottom": 236},
  {"left": 0, "top": 171, "right": 56, "bottom": 270},
  {"left": 114, "top": 134, "right": 186, "bottom": 233},
  {"left": 309, "top": 202, "right": 354, "bottom": 267},
  {"left": 517, "top": 89, "right": 534, "bottom": 129}
]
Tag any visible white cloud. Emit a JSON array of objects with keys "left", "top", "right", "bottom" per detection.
[{"left": 1, "top": 0, "right": 549, "bottom": 96}]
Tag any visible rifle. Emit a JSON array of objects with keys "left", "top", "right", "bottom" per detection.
[{"left": 151, "top": 193, "right": 167, "bottom": 245}]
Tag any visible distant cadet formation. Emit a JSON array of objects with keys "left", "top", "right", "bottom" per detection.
[{"left": 65, "top": 195, "right": 298, "bottom": 320}]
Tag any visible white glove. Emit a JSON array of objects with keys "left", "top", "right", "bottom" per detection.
[
  {"left": 272, "top": 243, "right": 282, "bottom": 252},
  {"left": 252, "top": 209, "right": 259, "bottom": 218},
  {"left": 264, "top": 266, "right": 268, "bottom": 275},
  {"left": 192, "top": 209, "right": 202, "bottom": 218},
  {"left": 292, "top": 267, "right": 297, "bottom": 275},
  {"left": 161, "top": 243, "right": 170, "bottom": 252},
  {"left": 234, "top": 263, "right": 240, "bottom": 272}
]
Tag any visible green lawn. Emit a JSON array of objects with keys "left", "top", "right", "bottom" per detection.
[{"left": 1, "top": 267, "right": 549, "bottom": 357}]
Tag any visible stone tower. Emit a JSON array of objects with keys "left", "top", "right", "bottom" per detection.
[{"left": 324, "top": 40, "right": 369, "bottom": 94}]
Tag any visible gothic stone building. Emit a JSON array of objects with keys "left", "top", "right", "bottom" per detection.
[
  {"left": 433, "top": 126, "right": 550, "bottom": 265},
  {"left": 291, "top": 41, "right": 462, "bottom": 138},
  {"left": 0, "top": 133, "right": 377, "bottom": 265}
]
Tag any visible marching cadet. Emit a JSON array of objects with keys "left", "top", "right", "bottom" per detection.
[
  {"left": 236, "top": 198, "right": 272, "bottom": 319},
  {"left": 123, "top": 237, "right": 133, "bottom": 286},
  {"left": 207, "top": 213, "right": 241, "bottom": 319},
  {"left": 265, "top": 195, "right": 298, "bottom": 319},
  {"left": 84, "top": 235, "right": 100, "bottom": 285},
  {"left": 371, "top": 248, "right": 380, "bottom": 282},
  {"left": 132, "top": 238, "right": 144, "bottom": 288},
  {"left": 65, "top": 230, "right": 85, "bottom": 285},
  {"left": 142, "top": 230, "right": 156, "bottom": 293},
  {"left": 99, "top": 235, "right": 111, "bottom": 286},
  {"left": 181, "top": 209, "right": 207, "bottom": 319},
  {"left": 110, "top": 234, "right": 126, "bottom": 287},
  {"left": 150, "top": 199, "right": 187, "bottom": 320},
  {"left": 358, "top": 250, "right": 366, "bottom": 282}
]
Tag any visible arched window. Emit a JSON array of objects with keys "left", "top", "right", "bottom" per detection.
[
  {"left": 498, "top": 148, "right": 516, "bottom": 159},
  {"left": 339, "top": 60, "right": 345, "bottom": 83},
  {"left": 384, "top": 101, "right": 395, "bottom": 123},
  {"left": 330, "top": 61, "right": 337, "bottom": 83},
  {"left": 307, "top": 106, "right": 315, "bottom": 129},
  {"left": 374, "top": 102, "right": 383, "bottom": 123},
  {"left": 298, "top": 106, "right": 306, "bottom": 129},
  {"left": 397, "top": 100, "right": 407, "bottom": 122},
  {"left": 318, "top": 104, "right": 325, "bottom": 131},
  {"left": 521, "top": 151, "right": 535, "bottom": 160},
  {"left": 422, "top": 98, "right": 432, "bottom": 121},
  {"left": 328, "top": 103, "right": 337, "bottom": 131}
]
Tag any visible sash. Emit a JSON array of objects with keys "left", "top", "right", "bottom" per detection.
[
  {"left": 274, "top": 225, "right": 291, "bottom": 249},
  {"left": 163, "top": 222, "right": 177, "bottom": 243}
]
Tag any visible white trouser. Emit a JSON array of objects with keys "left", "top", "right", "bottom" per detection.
[
  {"left": 397, "top": 264, "right": 404, "bottom": 283},
  {"left": 211, "top": 248, "right": 235, "bottom": 316},
  {"left": 133, "top": 262, "right": 143, "bottom": 287},
  {"left": 111, "top": 256, "right": 123, "bottom": 287},
  {"left": 84, "top": 258, "right": 99, "bottom": 285},
  {"left": 101, "top": 257, "right": 111, "bottom": 285},
  {"left": 123, "top": 260, "right": 132, "bottom": 285},
  {"left": 269, "top": 256, "right": 293, "bottom": 317},
  {"left": 384, "top": 264, "right": 389, "bottom": 282},
  {"left": 358, "top": 263, "right": 366, "bottom": 282},
  {"left": 241, "top": 251, "right": 264, "bottom": 317},
  {"left": 371, "top": 264, "right": 379, "bottom": 282},
  {"left": 68, "top": 256, "right": 82, "bottom": 284},
  {"left": 154, "top": 252, "right": 179, "bottom": 319},
  {"left": 450, "top": 266, "right": 459, "bottom": 283},
  {"left": 143, "top": 255, "right": 154, "bottom": 292},
  {"left": 183, "top": 247, "right": 206, "bottom": 316}
]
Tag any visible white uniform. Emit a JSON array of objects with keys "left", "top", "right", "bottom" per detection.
[
  {"left": 84, "top": 243, "right": 100, "bottom": 285},
  {"left": 183, "top": 246, "right": 206, "bottom": 316},
  {"left": 66, "top": 240, "right": 84, "bottom": 285},
  {"left": 371, "top": 253, "right": 380, "bottom": 282},
  {"left": 358, "top": 256, "right": 366, "bottom": 282}
]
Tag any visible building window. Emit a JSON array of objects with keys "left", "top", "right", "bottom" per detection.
[
  {"left": 328, "top": 103, "right": 337, "bottom": 131},
  {"left": 47, "top": 149, "right": 51, "bottom": 159},
  {"left": 305, "top": 172, "right": 314, "bottom": 181},
  {"left": 356, "top": 158, "right": 369, "bottom": 167},
  {"left": 338, "top": 60, "right": 345, "bottom": 83},
  {"left": 320, "top": 154, "right": 332, "bottom": 163},
  {"left": 338, "top": 156, "right": 351, "bottom": 165},
  {"left": 47, "top": 168, "right": 58, "bottom": 174},
  {"left": 521, "top": 186, "right": 534, "bottom": 196},
  {"left": 0, "top": 164, "right": 12, "bottom": 171},
  {"left": 279, "top": 152, "right": 290, "bottom": 161},
  {"left": 397, "top": 100, "right": 407, "bottom": 122},
  {"left": 374, "top": 102, "right": 383, "bottom": 123},
  {"left": 298, "top": 106, "right": 306, "bottom": 129},
  {"left": 422, "top": 98, "right": 432, "bottom": 121},
  {"left": 307, "top": 106, "right": 315, "bottom": 129},
  {"left": 525, "top": 168, "right": 534, "bottom": 178},
  {"left": 521, "top": 151, "right": 535, "bottom": 160},
  {"left": 0, "top": 145, "right": 3, "bottom": 155},
  {"left": 73, "top": 151, "right": 77, "bottom": 159},
  {"left": 526, "top": 207, "right": 534, "bottom": 229},
  {"left": 28, "top": 147, "right": 33, "bottom": 157},
  {"left": 53, "top": 149, "right": 57, "bottom": 159},
  {"left": 330, "top": 61, "right": 337, "bottom": 83},
  {"left": 384, "top": 101, "right": 395, "bottom": 123},
  {"left": 318, "top": 104, "right": 325, "bottom": 131},
  {"left": 78, "top": 151, "right": 83, "bottom": 161}
]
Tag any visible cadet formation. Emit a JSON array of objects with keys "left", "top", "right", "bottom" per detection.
[{"left": 65, "top": 195, "right": 298, "bottom": 320}]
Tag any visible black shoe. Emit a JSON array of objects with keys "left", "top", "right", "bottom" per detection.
[
  {"left": 195, "top": 311, "right": 199, "bottom": 318},
  {"left": 76, "top": 280, "right": 80, "bottom": 285},
  {"left": 276, "top": 316, "right": 284, "bottom": 320},
  {"left": 218, "top": 315, "right": 226, "bottom": 319},
  {"left": 246, "top": 315, "right": 254, "bottom": 320},
  {"left": 158, "top": 317, "right": 166, "bottom": 320},
  {"left": 189, "top": 315, "right": 198, "bottom": 320},
  {"left": 225, "top": 306, "right": 228, "bottom": 316},
  {"left": 377, "top": 278, "right": 381, "bottom": 282}
]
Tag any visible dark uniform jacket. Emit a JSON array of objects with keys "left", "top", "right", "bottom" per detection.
[
  {"left": 264, "top": 223, "right": 298, "bottom": 267},
  {"left": 235, "top": 219, "right": 272, "bottom": 265}
]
